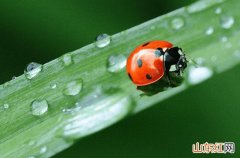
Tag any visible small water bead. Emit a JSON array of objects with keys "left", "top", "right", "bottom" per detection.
[
  {"left": 220, "top": 15, "right": 234, "bottom": 29},
  {"left": 12, "top": 76, "right": 17, "bottom": 80},
  {"left": 62, "top": 106, "right": 82, "bottom": 114},
  {"left": 63, "top": 79, "right": 83, "bottom": 96},
  {"left": 50, "top": 83, "right": 57, "bottom": 89},
  {"left": 215, "top": 7, "right": 222, "bottom": 14},
  {"left": 171, "top": 17, "right": 185, "bottom": 30},
  {"left": 62, "top": 54, "right": 72, "bottom": 66},
  {"left": 220, "top": 36, "right": 228, "bottom": 43},
  {"left": 150, "top": 26, "right": 156, "bottom": 30},
  {"left": 75, "top": 101, "right": 85, "bottom": 107},
  {"left": 31, "top": 99, "right": 49, "bottom": 116},
  {"left": 188, "top": 66, "right": 213, "bottom": 85},
  {"left": 226, "top": 43, "right": 232, "bottom": 49},
  {"left": 24, "top": 62, "right": 43, "bottom": 79},
  {"left": 107, "top": 54, "right": 126, "bottom": 73},
  {"left": 40, "top": 146, "right": 47, "bottom": 154},
  {"left": 95, "top": 34, "right": 111, "bottom": 48},
  {"left": 28, "top": 140, "right": 36, "bottom": 146},
  {"left": 205, "top": 27, "right": 214, "bottom": 35},
  {"left": 233, "top": 50, "right": 240, "bottom": 59},
  {"left": 62, "top": 108, "right": 74, "bottom": 113},
  {"left": 3, "top": 103, "right": 9, "bottom": 109},
  {"left": 211, "top": 56, "right": 217, "bottom": 62}
]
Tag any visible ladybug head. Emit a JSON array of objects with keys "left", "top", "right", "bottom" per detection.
[{"left": 164, "top": 47, "right": 187, "bottom": 74}]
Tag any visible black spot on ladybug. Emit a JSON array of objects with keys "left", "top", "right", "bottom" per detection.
[
  {"left": 137, "top": 59, "right": 143, "bottom": 68},
  {"left": 142, "top": 42, "right": 149, "bottom": 47},
  {"left": 146, "top": 74, "right": 152, "bottom": 80},
  {"left": 155, "top": 48, "right": 163, "bottom": 57},
  {"left": 128, "top": 73, "right": 133, "bottom": 81}
]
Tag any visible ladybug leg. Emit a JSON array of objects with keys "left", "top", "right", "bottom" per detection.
[
  {"left": 163, "top": 59, "right": 173, "bottom": 86},
  {"left": 166, "top": 73, "right": 173, "bottom": 87}
]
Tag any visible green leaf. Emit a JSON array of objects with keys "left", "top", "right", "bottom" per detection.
[{"left": 1, "top": 0, "right": 240, "bottom": 157}]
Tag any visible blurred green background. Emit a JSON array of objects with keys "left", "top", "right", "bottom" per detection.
[{"left": 2, "top": 0, "right": 239, "bottom": 158}]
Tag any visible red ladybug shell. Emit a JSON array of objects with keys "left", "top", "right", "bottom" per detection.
[{"left": 126, "top": 40, "right": 173, "bottom": 86}]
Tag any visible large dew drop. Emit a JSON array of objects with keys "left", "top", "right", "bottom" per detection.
[
  {"left": 31, "top": 99, "right": 49, "bottom": 116},
  {"left": 220, "top": 15, "right": 234, "bottom": 29},
  {"left": 24, "top": 62, "right": 43, "bottom": 79},
  {"left": 188, "top": 66, "right": 213, "bottom": 85},
  {"left": 63, "top": 79, "right": 83, "bottom": 96},
  {"left": 95, "top": 34, "right": 111, "bottom": 48},
  {"left": 107, "top": 54, "right": 126, "bottom": 73},
  {"left": 171, "top": 17, "right": 185, "bottom": 30}
]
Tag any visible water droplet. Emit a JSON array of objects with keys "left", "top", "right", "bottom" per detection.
[
  {"left": 205, "top": 27, "right": 214, "bottom": 35},
  {"left": 50, "top": 83, "right": 57, "bottom": 89},
  {"left": 40, "top": 146, "right": 47, "bottom": 154},
  {"left": 220, "top": 36, "right": 228, "bottom": 43},
  {"left": 226, "top": 42, "right": 232, "bottom": 49},
  {"left": 12, "top": 76, "right": 17, "bottom": 80},
  {"left": 95, "top": 34, "right": 111, "bottom": 48},
  {"left": 63, "top": 79, "right": 83, "bottom": 96},
  {"left": 28, "top": 140, "right": 36, "bottom": 146},
  {"left": 74, "top": 102, "right": 79, "bottom": 107},
  {"left": 171, "top": 17, "right": 184, "bottom": 30},
  {"left": 215, "top": 7, "right": 222, "bottom": 14},
  {"left": 150, "top": 26, "right": 156, "bottom": 30},
  {"left": 107, "top": 54, "right": 126, "bottom": 73},
  {"left": 3, "top": 103, "right": 9, "bottom": 109},
  {"left": 233, "top": 50, "right": 240, "bottom": 59},
  {"left": 31, "top": 99, "right": 49, "bottom": 116},
  {"left": 62, "top": 54, "right": 72, "bottom": 66},
  {"left": 188, "top": 66, "right": 213, "bottom": 85},
  {"left": 24, "top": 62, "right": 43, "bottom": 79},
  {"left": 220, "top": 15, "right": 234, "bottom": 29}
]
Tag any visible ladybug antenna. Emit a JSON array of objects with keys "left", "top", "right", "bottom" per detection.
[{"left": 184, "top": 52, "right": 199, "bottom": 67}]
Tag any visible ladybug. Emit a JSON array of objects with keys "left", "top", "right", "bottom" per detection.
[{"left": 126, "top": 40, "right": 187, "bottom": 92}]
